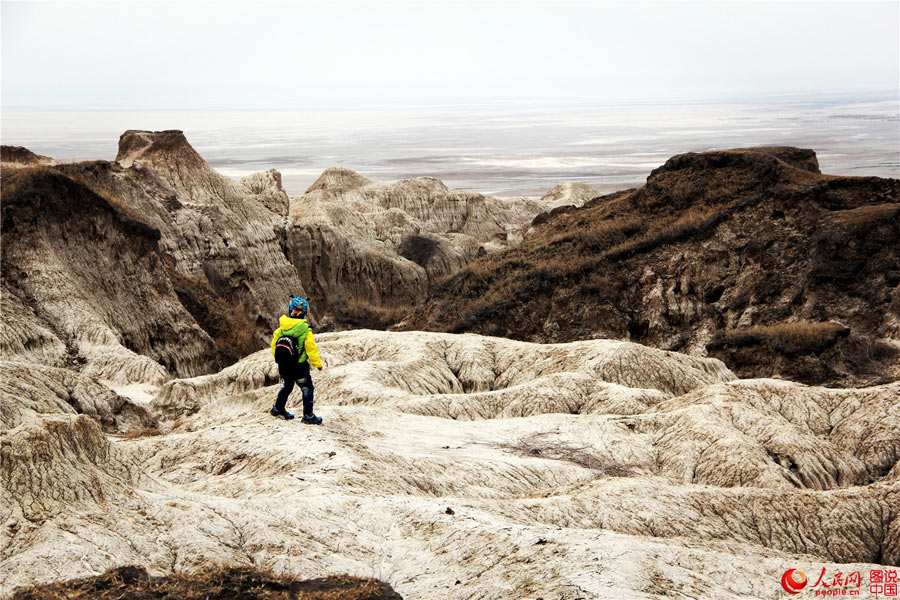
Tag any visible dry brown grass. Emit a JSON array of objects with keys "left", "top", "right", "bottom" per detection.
[
  {"left": 332, "top": 299, "right": 412, "bottom": 330},
  {"left": 543, "top": 214, "right": 642, "bottom": 250},
  {"left": 720, "top": 321, "right": 850, "bottom": 354},
  {"left": 1, "top": 164, "right": 132, "bottom": 217},
  {"left": 170, "top": 270, "right": 261, "bottom": 362},
  {"left": 64, "top": 170, "right": 131, "bottom": 214},
  {"left": 437, "top": 202, "right": 729, "bottom": 320},
  {"left": 440, "top": 197, "right": 738, "bottom": 302},
  {"left": 831, "top": 203, "right": 900, "bottom": 227},
  {"left": 11, "top": 565, "right": 401, "bottom": 600},
  {"left": 0, "top": 166, "right": 46, "bottom": 197},
  {"left": 1, "top": 145, "right": 55, "bottom": 166},
  {"left": 419, "top": 185, "right": 766, "bottom": 338},
  {"left": 604, "top": 204, "right": 730, "bottom": 261}
]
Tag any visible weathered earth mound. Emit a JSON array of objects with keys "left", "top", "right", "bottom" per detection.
[
  {"left": 289, "top": 167, "right": 594, "bottom": 329},
  {"left": 0, "top": 361, "right": 156, "bottom": 432},
  {"left": 406, "top": 146, "right": 900, "bottom": 387},
  {"left": 11, "top": 566, "right": 401, "bottom": 600},
  {"left": 2, "top": 330, "right": 897, "bottom": 599},
  {"left": 1, "top": 133, "right": 303, "bottom": 381},
  {"left": 1, "top": 414, "right": 142, "bottom": 521},
  {"left": 149, "top": 330, "right": 735, "bottom": 419},
  {"left": 0, "top": 145, "right": 57, "bottom": 167},
  {"left": 150, "top": 331, "right": 898, "bottom": 494},
  {"left": 1, "top": 166, "right": 216, "bottom": 379}
]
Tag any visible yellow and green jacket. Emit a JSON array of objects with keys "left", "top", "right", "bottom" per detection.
[{"left": 271, "top": 316, "right": 322, "bottom": 368}]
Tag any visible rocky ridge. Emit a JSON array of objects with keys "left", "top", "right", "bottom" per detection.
[
  {"left": 289, "top": 167, "right": 594, "bottom": 329},
  {"left": 407, "top": 147, "right": 900, "bottom": 387},
  {"left": 1, "top": 131, "right": 304, "bottom": 385},
  {"left": 0, "top": 146, "right": 57, "bottom": 168},
  {"left": 2, "top": 134, "right": 589, "bottom": 380}
]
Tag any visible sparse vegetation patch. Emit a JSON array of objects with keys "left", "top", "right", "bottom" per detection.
[
  {"left": 717, "top": 321, "right": 850, "bottom": 354},
  {"left": 11, "top": 565, "right": 402, "bottom": 600}
]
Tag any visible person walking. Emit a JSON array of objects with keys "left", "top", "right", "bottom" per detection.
[{"left": 271, "top": 296, "right": 323, "bottom": 424}]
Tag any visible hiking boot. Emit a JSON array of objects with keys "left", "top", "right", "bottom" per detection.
[
  {"left": 271, "top": 406, "right": 294, "bottom": 420},
  {"left": 302, "top": 414, "right": 323, "bottom": 425}
]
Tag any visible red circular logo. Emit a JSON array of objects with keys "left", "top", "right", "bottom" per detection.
[{"left": 782, "top": 569, "right": 807, "bottom": 594}]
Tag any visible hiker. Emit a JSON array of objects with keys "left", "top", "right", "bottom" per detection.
[{"left": 271, "top": 296, "right": 323, "bottom": 424}]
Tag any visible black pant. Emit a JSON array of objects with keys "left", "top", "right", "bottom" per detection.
[{"left": 275, "top": 360, "right": 314, "bottom": 416}]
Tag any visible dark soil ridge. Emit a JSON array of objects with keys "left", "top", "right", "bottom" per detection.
[
  {"left": 405, "top": 146, "right": 900, "bottom": 387},
  {"left": 11, "top": 565, "right": 403, "bottom": 600},
  {"left": 0, "top": 145, "right": 56, "bottom": 166}
]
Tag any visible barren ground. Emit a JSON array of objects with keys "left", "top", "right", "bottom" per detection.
[{"left": 3, "top": 331, "right": 897, "bottom": 599}]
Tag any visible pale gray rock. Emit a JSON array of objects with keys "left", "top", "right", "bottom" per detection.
[
  {"left": 289, "top": 168, "right": 576, "bottom": 327},
  {"left": 2, "top": 338, "right": 897, "bottom": 597},
  {"left": 240, "top": 169, "right": 290, "bottom": 215},
  {"left": 0, "top": 361, "right": 156, "bottom": 433},
  {"left": 636, "top": 379, "right": 900, "bottom": 490},
  {"left": 150, "top": 330, "right": 734, "bottom": 418},
  {"left": 539, "top": 181, "right": 602, "bottom": 208},
  {"left": 0, "top": 292, "right": 68, "bottom": 368},
  {"left": 148, "top": 330, "right": 897, "bottom": 498},
  {"left": 1, "top": 415, "right": 143, "bottom": 521}
]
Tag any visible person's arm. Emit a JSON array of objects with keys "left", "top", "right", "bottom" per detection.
[
  {"left": 271, "top": 328, "right": 282, "bottom": 356},
  {"left": 304, "top": 330, "right": 323, "bottom": 369}
]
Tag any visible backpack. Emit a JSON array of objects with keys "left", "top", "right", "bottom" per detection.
[{"left": 274, "top": 335, "right": 300, "bottom": 366}]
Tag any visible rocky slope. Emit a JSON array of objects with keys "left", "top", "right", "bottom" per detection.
[
  {"left": 289, "top": 168, "right": 595, "bottom": 329},
  {"left": 0, "top": 146, "right": 57, "bottom": 168},
  {"left": 1, "top": 131, "right": 303, "bottom": 383},
  {"left": 406, "top": 147, "right": 900, "bottom": 387},
  {"left": 2, "top": 331, "right": 897, "bottom": 599},
  {"left": 2, "top": 135, "right": 595, "bottom": 384},
  {"left": 0, "top": 360, "right": 156, "bottom": 434},
  {"left": 3, "top": 140, "right": 897, "bottom": 599}
]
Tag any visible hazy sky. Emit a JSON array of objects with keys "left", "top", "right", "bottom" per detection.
[{"left": 2, "top": 1, "right": 899, "bottom": 109}]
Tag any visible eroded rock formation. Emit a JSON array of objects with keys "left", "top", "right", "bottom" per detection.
[
  {"left": 407, "top": 147, "right": 900, "bottom": 387},
  {"left": 0, "top": 361, "right": 156, "bottom": 433},
  {"left": 1, "top": 135, "right": 600, "bottom": 381},
  {"left": 3, "top": 141, "right": 897, "bottom": 599},
  {"left": 1, "top": 132, "right": 304, "bottom": 382},
  {"left": 289, "top": 167, "right": 593, "bottom": 329},
  {"left": 2, "top": 330, "right": 897, "bottom": 599}
]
